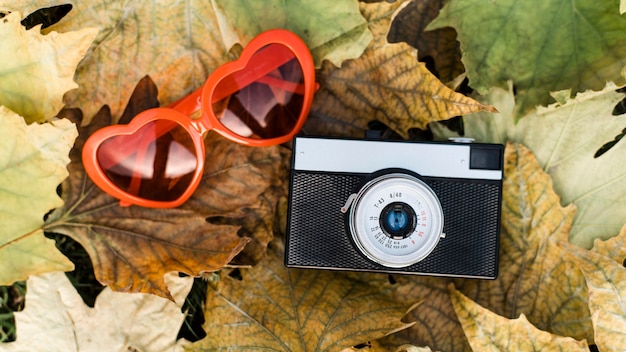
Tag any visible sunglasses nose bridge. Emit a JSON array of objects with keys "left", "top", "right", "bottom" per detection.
[{"left": 190, "top": 115, "right": 213, "bottom": 135}]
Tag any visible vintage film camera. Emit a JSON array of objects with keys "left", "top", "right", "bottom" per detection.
[{"left": 285, "top": 136, "right": 504, "bottom": 279}]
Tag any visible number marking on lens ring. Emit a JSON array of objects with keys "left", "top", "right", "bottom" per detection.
[{"left": 348, "top": 173, "right": 444, "bottom": 268}]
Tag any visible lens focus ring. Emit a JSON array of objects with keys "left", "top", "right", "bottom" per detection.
[{"left": 347, "top": 172, "right": 444, "bottom": 268}]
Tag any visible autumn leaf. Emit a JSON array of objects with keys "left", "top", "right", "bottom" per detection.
[
  {"left": 0, "top": 9, "right": 97, "bottom": 123},
  {"left": 560, "top": 240, "right": 626, "bottom": 352},
  {"left": 427, "top": 0, "right": 626, "bottom": 119},
  {"left": 42, "top": 78, "right": 286, "bottom": 299},
  {"left": 382, "top": 144, "right": 594, "bottom": 351},
  {"left": 211, "top": 0, "right": 372, "bottom": 68},
  {"left": 379, "top": 275, "right": 470, "bottom": 352},
  {"left": 0, "top": 107, "right": 76, "bottom": 285},
  {"left": 591, "top": 224, "right": 626, "bottom": 263},
  {"left": 0, "top": 271, "right": 191, "bottom": 351},
  {"left": 388, "top": 0, "right": 465, "bottom": 84},
  {"left": 2, "top": 0, "right": 372, "bottom": 123},
  {"left": 449, "top": 287, "right": 589, "bottom": 351},
  {"left": 434, "top": 82, "right": 626, "bottom": 248},
  {"left": 307, "top": 0, "right": 496, "bottom": 140},
  {"left": 191, "top": 243, "right": 417, "bottom": 351}
]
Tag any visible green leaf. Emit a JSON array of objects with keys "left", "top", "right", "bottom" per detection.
[
  {"left": 0, "top": 10, "right": 97, "bottom": 123},
  {"left": 192, "top": 245, "right": 417, "bottom": 351},
  {"left": 450, "top": 287, "right": 589, "bottom": 351},
  {"left": 0, "top": 107, "right": 76, "bottom": 285},
  {"left": 212, "top": 0, "right": 372, "bottom": 68},
  {"left": 434, "top": 82, "right": 626, "bottom": 248},
  {"left": 0, "top": 272, "right": 191, "bottom": 351},
  {"left": 427, "top": 0, "right": 626, "bottom": 118}
]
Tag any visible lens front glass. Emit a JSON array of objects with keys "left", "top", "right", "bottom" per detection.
[
  {"left": 380, "top": 202, "right": 416, "bottom": 239},
  {"left": 212, "top": 43, "right": 305, "bottom": 139},
  {"left": 96, "top": 120, "right": 198, "bottom": 202}
]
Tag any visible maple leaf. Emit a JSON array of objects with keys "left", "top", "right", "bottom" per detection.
[
  {"left": 0, "top": 107, "right": 76, "bottom": 285},
  {"left": 434, "top": 82, "right": 626, "bottom": 248},
  {"left": 427, "top": 0, "right": 626, "bottom": 119},
  {"left": 2, "top": 0, "right": 372, "bottom": 123},
  {"left": 0, "top": 271, "right": 191, "bottom": 351},
  {"left": 381, "top": 144, "right": 594, "bottom": 351},
  {"left": 0, "top": 10, "right": 97, "bottom": 124},
  {"left": 42, "top": 78, "right": 286, "bottom": 299},
  {"left": 191, "top": 242, "right": 418, "bottom": 351},
  {"left": 449, "top": 287, "right": 589, "bottom": 351},
  {"left": 307, "top": 0, "right": 496, "bottom": 140}
]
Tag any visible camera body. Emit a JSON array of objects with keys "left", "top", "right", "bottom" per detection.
[{"left": 285, "top": 136, "right": 504, "bottom": 279}]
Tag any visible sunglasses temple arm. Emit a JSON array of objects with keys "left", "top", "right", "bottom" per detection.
[{"left": 168, "top": 86, "right": 204, "bottom": 116}]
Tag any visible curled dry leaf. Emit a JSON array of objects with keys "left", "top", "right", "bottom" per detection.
[
  {"left": 43, "top": 78, "right": 286, "bottom": 299},
  {"left": 193, "top": 243, "right": 418, "bottom": 351}
]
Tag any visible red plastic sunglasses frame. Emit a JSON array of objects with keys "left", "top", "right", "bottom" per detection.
[{"left": 82, "top": 29, "right": 315, "bottom": 208}]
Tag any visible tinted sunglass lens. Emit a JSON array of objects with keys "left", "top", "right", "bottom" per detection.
[
  {"left": 96, "top": 120, "right": 198, "bottom": 202},
  {"left": 212, "top": 43, "right": 305, "bottom": 139}
]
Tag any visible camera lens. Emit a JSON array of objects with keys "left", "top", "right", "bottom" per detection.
[
  {"left": 380, "top": 202, "right": 416, "bottom": 239},
  {"left": 347, "top": 172, "right": 444, "bottom": 268}
]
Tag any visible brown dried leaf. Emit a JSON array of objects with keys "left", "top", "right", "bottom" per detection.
[
  {"left": 193, "top": 243, "right": 417, "bottom": 351},
  {"left": 43, "top": 79, "right": 285, "bottom": 299},
  {"left": 307, "top": 0, "right": 495, "bottom": 139}
]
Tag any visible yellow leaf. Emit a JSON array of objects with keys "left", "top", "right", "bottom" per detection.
[
  {"left": 0, "top": 107, "right": 76, "bottom": 284},
  {"left": 450, "top": 287, "right": 589, "bottom": 351},
  {"left": 592, "top": 224, "right": 626, "bottom": 264},
  {"left": 0, "top": 10, "right": 97, "bottom": 123},
  {"left": 308, "top": 0, "right": 496, "bottom": 139},
  {"left": 561, "top": 241, "right": 626, "bottom": 352},
  {"left": 457, "top": 143, "right": 593, "bottom": 341}
]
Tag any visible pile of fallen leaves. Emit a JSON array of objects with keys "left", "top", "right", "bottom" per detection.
[{"left": 1, "top": 0, "right": 626, "bottom": 351}]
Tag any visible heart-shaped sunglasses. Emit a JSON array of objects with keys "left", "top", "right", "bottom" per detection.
[{"left": 82, "top": 29, "right": 315, "bottom": 208}]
